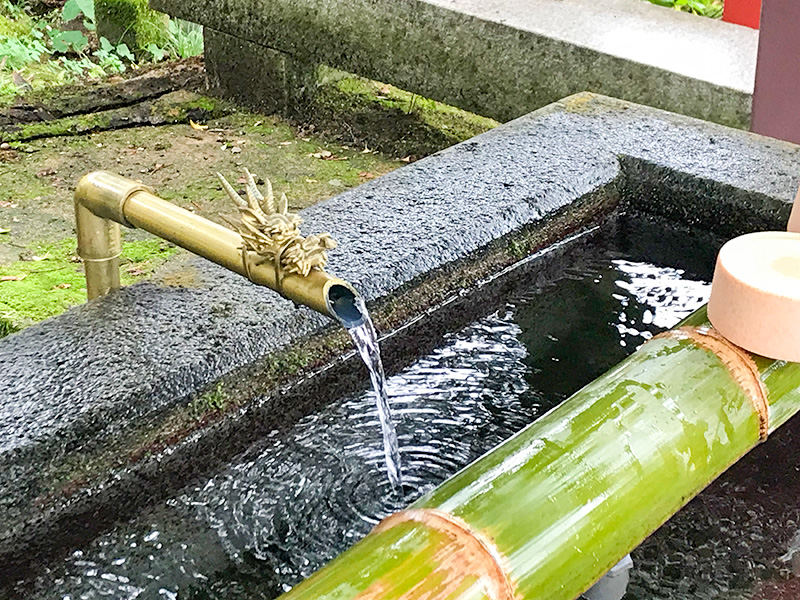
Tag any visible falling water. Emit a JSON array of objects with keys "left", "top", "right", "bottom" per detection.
[{"left": 345, "top": 297, "right": 403, "bottom": 489}]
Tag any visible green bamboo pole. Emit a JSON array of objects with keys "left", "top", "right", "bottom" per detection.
[{"left": 278, "top": 307, "right": 800, "bottom": 600}]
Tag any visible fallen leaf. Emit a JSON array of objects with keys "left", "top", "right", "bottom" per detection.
[
  {"left": 220, "top": 144, "right": 228, "bottom": 151},
  {"left": 12, "top": 71, "right": 32, "bottom": 90},
  {"left": 400, "top": 156, "right": 412, "bottom": 162},
  {"left": 189, "top": 119, "right": 208, "bottom": 131},
  {"left": 1, "top": 274, "right": 26, "bottom": 281},
  {"left": 0, "top": 228, "right": 9, "bottom": 234},
  {"left": 231, "top": 146, "right": 242, "bottom": 154},
  {"left": 279, "top": 141, "right": 293, "bottom": 146},
  {"left": 379, "top": 85, "right": 391, "bottom": 95},
  {"left": 310, "top": 150, "right": 332, "bottom": 159},
  {"left": 305, "top": 178, "right": 318, "bottom": 183},
  {"left": 31, "top": 253, "right": 51, "bottom": 261},
  {"left": 126, "top": 267, "right": 144, "bottom": 276},
  {"left": 53, "top": 282, "right": 71, "bottom": 289},
  {"left": 358, "top": 171, "right": 375, "bottom": 179},
  {"left": 36, "top": 168, "right": 57, "bottom": 177},
  {"left": 68, "top": 255, "right": 82, "bottom": 263}
]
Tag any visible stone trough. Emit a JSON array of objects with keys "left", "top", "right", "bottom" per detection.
[{"left": 1, "top": 93, "right": 799, "bottom": 594}]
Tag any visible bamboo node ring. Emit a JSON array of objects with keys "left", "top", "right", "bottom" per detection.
[
  {"left": 653, "top": 326, "right": 769, "bottom": 440},
  {"left": 368, "top": 508, "right": 517, "bottom": 600}
]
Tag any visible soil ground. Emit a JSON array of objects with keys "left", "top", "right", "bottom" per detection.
[{"left": 0, "top": 57, "right": 498, "bottom": 334}]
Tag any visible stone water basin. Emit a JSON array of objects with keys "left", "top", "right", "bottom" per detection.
[
  {"left": 10, "top": 212, "right": 799, "bottom": 600},
  {"left": 2, "top": 94, "right": 800, "bottom": 599}
]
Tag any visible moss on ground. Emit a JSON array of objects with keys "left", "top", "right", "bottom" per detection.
[
  {"left": 0, "top": 63, "right": 500, "bottom": 335},
  {"left": 0, "top": 237, "right": 176, "bottom": 334}
]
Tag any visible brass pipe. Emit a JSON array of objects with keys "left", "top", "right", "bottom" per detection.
[{"left": 74, "top": 171, "right": 365, "bottom": 326}]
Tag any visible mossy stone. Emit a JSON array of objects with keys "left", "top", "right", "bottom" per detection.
[{"left": 95, "top": 0, "right": 169, "bottom": 50}]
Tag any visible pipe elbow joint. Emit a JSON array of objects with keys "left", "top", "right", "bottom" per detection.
[{"left": 74, "top": 171, "right": 154, "bottom": 227}]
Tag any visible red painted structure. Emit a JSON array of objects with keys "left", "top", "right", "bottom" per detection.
[
  {"left": 723, "top": 0, "right": 761, "bottom": 29},
  {"left": 751, "top": 0, "right": 800, "bottom": 144}
]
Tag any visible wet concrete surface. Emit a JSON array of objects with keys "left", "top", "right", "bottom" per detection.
[{"left": 1, "top": 93, "right": 799, "bottom": 583}]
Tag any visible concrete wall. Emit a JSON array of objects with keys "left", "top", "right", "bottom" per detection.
[{"left": 153, "top": 0, "right": 757, "bottom": 127}]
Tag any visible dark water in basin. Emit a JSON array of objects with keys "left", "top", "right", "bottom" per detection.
[{"left": 16, "top": 214, "right": 799, "bottom": 600}]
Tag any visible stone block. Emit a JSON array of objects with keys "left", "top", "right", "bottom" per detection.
[
  {"left": 153, "top": 0, "right": 756, "bottom": 127},
  {"left": 204, "top": 28, "right": 320, "bottom": 114}
]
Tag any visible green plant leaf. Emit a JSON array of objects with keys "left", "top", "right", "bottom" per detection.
[
  {"left": 61, "top": 0, "right": 95, "bottom": 23},
  {"left": 51, "top": 30, "right": 88, "bottom": 54},
  {"left": 99, "top": 36, "right": 114, "bottom": 53},
  {"left": 74, "top": 0, "right": 95, "bottom": 23},
  {"left": 61, "top": 0, "right": 82, "bottom": 22},
  {"left": 115, "top": 43, "right": 134, "bottom": 61},
  {"left": 145, "top": 42, "right": 165, "bottom": 61}
]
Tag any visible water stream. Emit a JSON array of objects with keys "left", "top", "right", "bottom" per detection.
[{"left": 345, "top": 298, "right": 403, "bottom": 489}]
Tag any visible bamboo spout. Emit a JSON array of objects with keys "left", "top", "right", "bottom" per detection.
[{"left": 74, "top": 171, "right": 364, "bottom": 327}]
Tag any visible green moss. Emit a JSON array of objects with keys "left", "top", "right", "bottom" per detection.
[
  {"left": 188, "top": 382, "right": 230, "bottom": 419},
  {"left": 263, "top": 348, "right": 312, "bottom": 378},
  {"left": 3, "top": 92, "right": 230, "bottom": 143},
  {"left": 95, "top": 0, "right": 169, "bottom": 50},
  {"left": 184, "top": 96, "right": 222, "bottom": 112},
  {"left": 303, "top": 69, "right": 499, "bottom": 158},
  {"left": 4, "top": 111, "right": 111, "bottom": 142},
  {"left": 0, "top": 237, "right": 177, "bottom": 336},
  {"left": 0, "top": 10, "right": 33, "bottom": 38},
  {"left": 342, "top": 76, "right": 498, "bottom": 140},
  {"left": 0, "top": 169, "right": 51, "bottom": 206}
]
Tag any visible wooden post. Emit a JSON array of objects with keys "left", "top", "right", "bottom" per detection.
[
  {"left": 723, "top": 0, "right": 762, "bottom": 29},
  {"left": 751, "top": 0, "right": 800, "bottom": 143}
]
